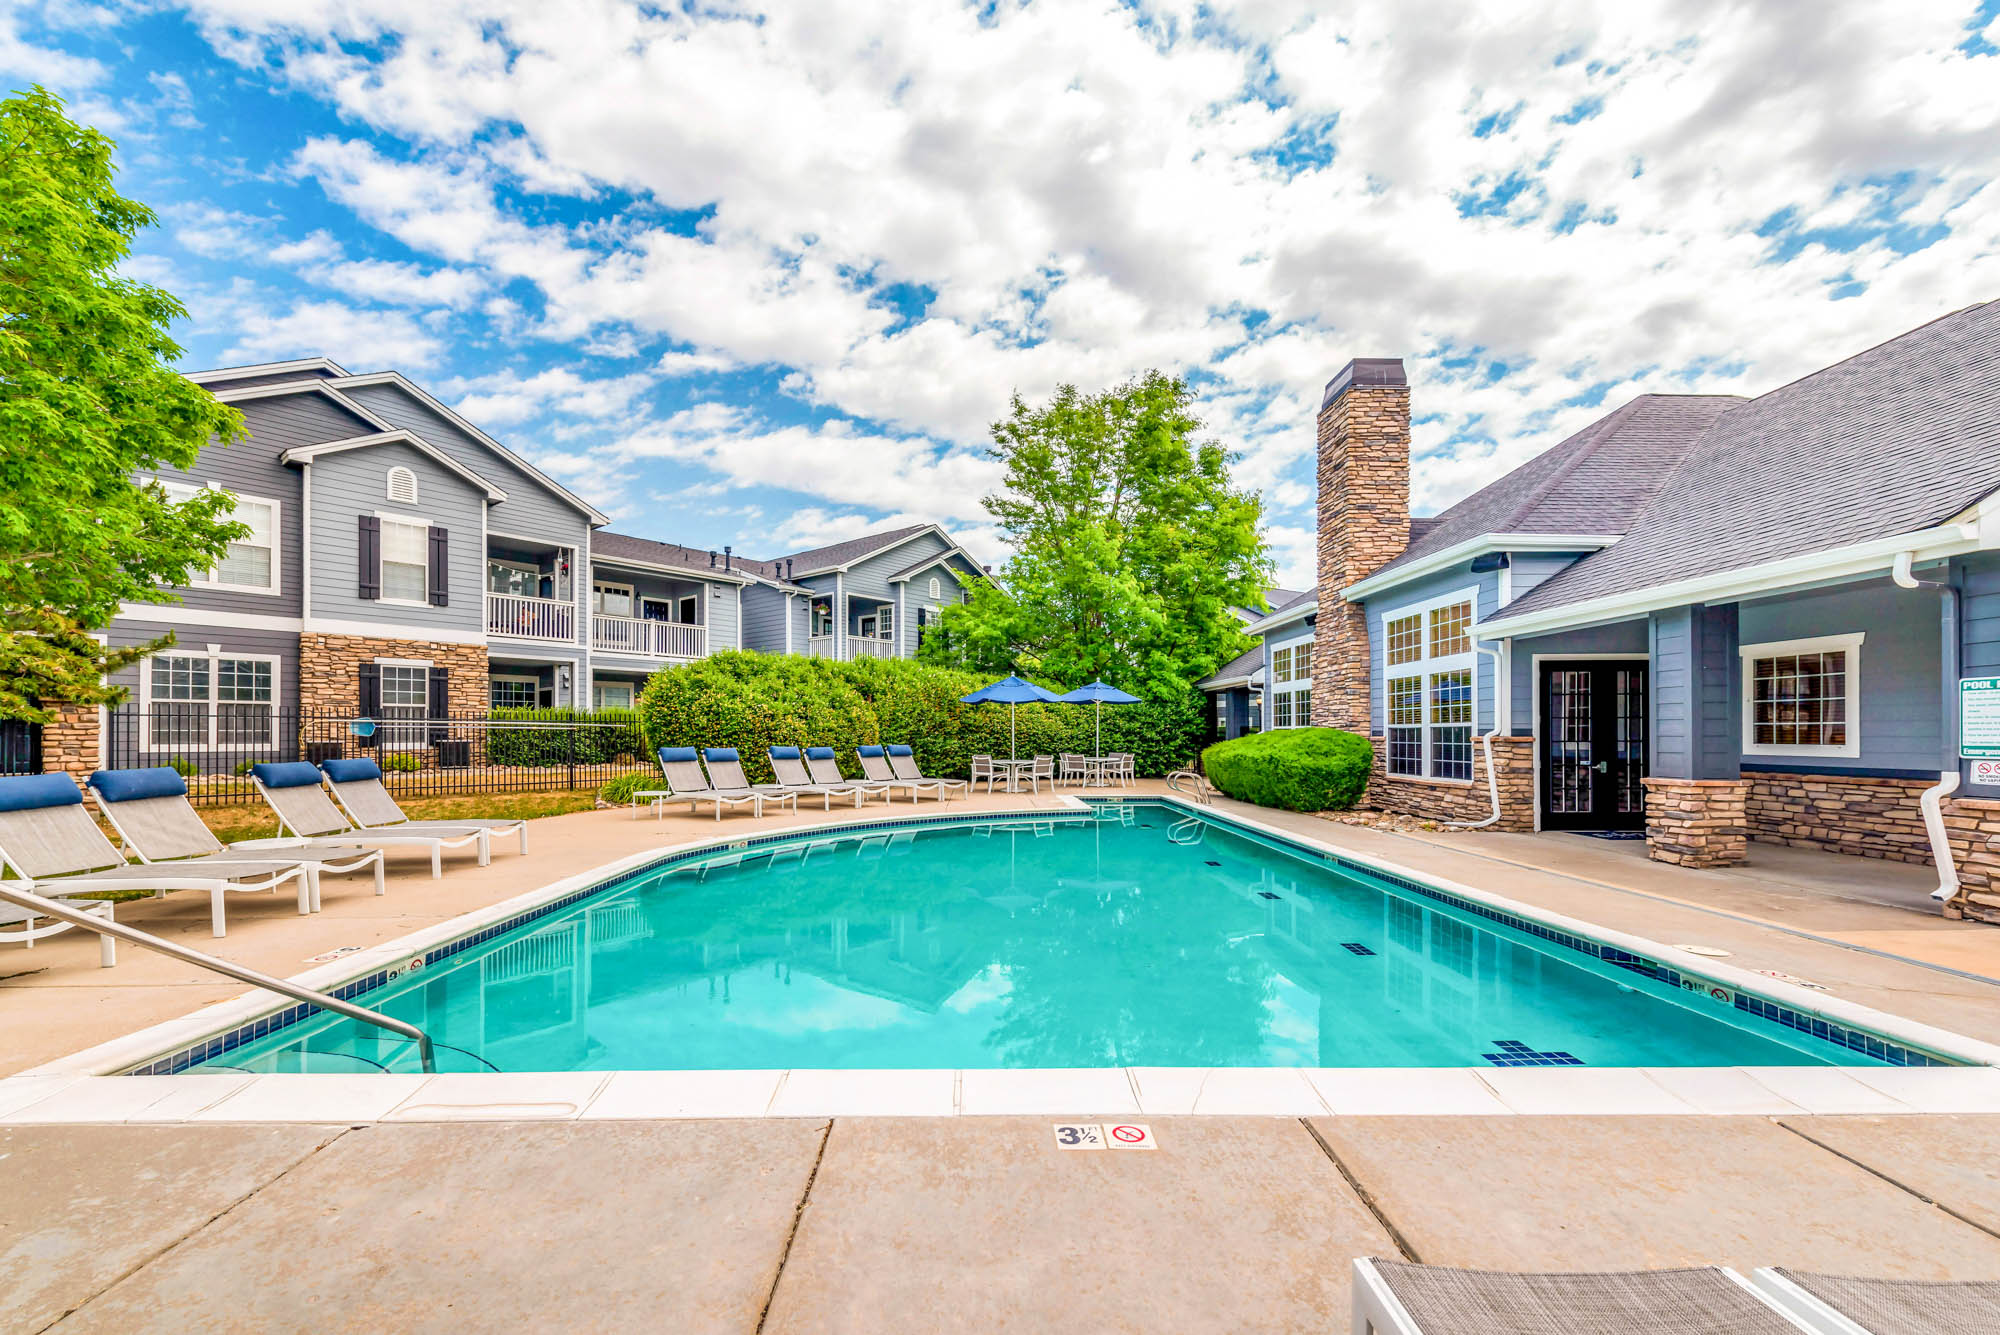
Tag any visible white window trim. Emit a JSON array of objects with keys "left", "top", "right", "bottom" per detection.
[
  {"left": 155, "top": 480, "right": 284, "bottom": 597},
  {"left": 1740, "top": 631, "right": 1864, "bottom": 760},
  {"left": 1264, "top": 636, "right": 1315, "bottom": 730},
  {"left": 1381, "top": 585, "right": 1479, "bottom": 781},
  {"left": 592, "top": 580, "right": 635, "bottom": 617},
  {"left": 489, "top": 673, "right": 540, "bottom": 709},
  {"left": 375, "top": 659, "right": 435, "bottom": 751},
  {"left": 375, "top": 511, "right": 431, "bottom": 608},
  {"left": 592, "top": 680, "right": 636, "bottom": 709},
  {"left": 138, "top": 647, "right": 282, "bottom": 751}
]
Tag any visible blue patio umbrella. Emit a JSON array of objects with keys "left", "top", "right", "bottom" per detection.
[
  {"left": 959, "top": 675, "right": 1063, "bottom": 760},
  {"left": 1057, "top": 680, "right": 1142, "bottom": 757}
]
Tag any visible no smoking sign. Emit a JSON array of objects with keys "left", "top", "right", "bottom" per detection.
[{"left": 1052, "top": 1123, "right": 1157, "bottom": 1151}]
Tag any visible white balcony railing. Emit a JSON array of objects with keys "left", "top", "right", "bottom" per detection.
[
  {"left": 850, "top": 637, "right": 897, "bottom": 660},
  {"left": 486, "top": 592, "right": 576, "bottom": 642},
  {"left": 592, "top": 615, "right": 705, "bottom": 660},
  {"left": 807, "top": 634, "right": 838, "bottom": 658}
]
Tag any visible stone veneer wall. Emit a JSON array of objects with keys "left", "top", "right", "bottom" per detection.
[
  {"left": 41, "top": 704, "right": 103, "bottom": 781},
  {"left": 1641, "top": 777, "right": 1748, "bottom": 868},
  {"left": 1311, "top": 365, "right": 1409, "bottom": 733},
  {"left": 298, "top": 633, "right": 489, "bottom": 717},
  {"left": 1364, "top": 735, "right": 1535, "bottom": 830}
]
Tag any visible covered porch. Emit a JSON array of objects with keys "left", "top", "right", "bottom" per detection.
[
  {"left": 588, "top": 560, "right": 711, "bottom": 663},
  {"left": 804, "top": 592, "right": 899, "bottom": 660}
]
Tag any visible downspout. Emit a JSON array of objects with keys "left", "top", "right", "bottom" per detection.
[
  {"left": 1442, "top": 642, "right": 1506, "bottom": 829},
  {"left": 1892, "top": 552, "right": 1962, "bottom": 907}
]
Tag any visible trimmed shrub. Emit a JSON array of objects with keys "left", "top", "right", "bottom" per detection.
[
  {"left": 486, "top": 706, "right": 644, "bottom": 767},
  {"left": 380, "top": 751, "right": 421, "bottom": 773},
  {"left": 636, "top": 651, "right": 1206, "bottom": 780},
  {"left": 1200, "top": 727, "right": 1372, "bottom": 812}
]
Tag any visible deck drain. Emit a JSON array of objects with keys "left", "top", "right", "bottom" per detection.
[
  {"left": 1204, "top": 860, "right": 1220, "bottom": 867},
  {"left": 1341, "top": 942, "right": 1376, "bottom": 956},
  {"left": 1674, "top": 944, "right": 1732, "bottom": 958},
  {"left": 1483, "top": 1039, "right": 1584, "bottom": 1067},
  {"left": 1256, "top": 890, "right": 1281, "bottom": 900}
]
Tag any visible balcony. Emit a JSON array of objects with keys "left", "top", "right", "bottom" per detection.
[
  {"left": 804, "top": 635, "right": 896, "bottom": 660},
  {"left": 593, "top": 615, "right": 705, "bottom": 660},
  {"left": 487, "top": 592, "right": 576, "bottom": 642}
]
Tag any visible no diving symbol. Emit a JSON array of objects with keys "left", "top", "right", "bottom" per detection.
[{"left": 1107, "top": 1124, "right": 1156, "bottom": 1150}]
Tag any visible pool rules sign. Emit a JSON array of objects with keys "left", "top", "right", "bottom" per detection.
[{"left": 1964, "top": 677, "right": 2000, "bottom": 786}]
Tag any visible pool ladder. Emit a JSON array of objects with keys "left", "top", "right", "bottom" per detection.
[
  {"left": 0, "top": 882, "right": 438, "bottom": 1073},
  {"left": 1168, "top": 816, "right": 1206, "bottom": 846},
  {"left": 1166, "top": 770, "right": 1214, "bottom": 804}
]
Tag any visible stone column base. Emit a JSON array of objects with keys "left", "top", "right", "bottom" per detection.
[
  {"left": 42, "top": 703, "right": 103, "bottom": 782},
  {"left": 1642, "top": 777, "right": 1749, "bottom": 868}
]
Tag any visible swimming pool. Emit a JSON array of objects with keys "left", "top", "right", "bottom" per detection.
[{"left": 175, "top": 801, "right": 1955, "bottom": 1076}]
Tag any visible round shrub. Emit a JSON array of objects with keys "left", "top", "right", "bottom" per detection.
[{"left": 1200, "top": 727, "right": 1372, "bottom": 812}]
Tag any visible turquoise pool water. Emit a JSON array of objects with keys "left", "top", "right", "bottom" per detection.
[{"left": 198, "top": 803, "right": 1898, "bottom": 1074}]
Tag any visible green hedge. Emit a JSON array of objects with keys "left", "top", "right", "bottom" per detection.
[
  {"left": 486, "top": 706, "right": 645, "bottom": 767},
  {"left": 1200, "top": 727, "right": 1372, "bottom": 812},
  {"left": 636, "top": 651, "right": 1205, "bottom": 783}
]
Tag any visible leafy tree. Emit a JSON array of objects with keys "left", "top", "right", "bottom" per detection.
[
  {"left": 922, "top": 371, "right": 1272, "bottom": 698},
  {"left": 0, "top": 86, "right": 246, "bottom": 721}
]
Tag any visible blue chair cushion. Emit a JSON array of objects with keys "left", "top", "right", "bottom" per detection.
[
  {"left": 320, "top": 758, "right": 384, "bottom": 784},
  {"left": 805, "top": 747, "right": 836, "bottom": 760},
  {"left": 886, "top": 745, "right": 914, "bottom": 757},
  {"left": 87, "top": 767, "right": 188, "bottom": 802},
  {"left": 251, "top": 762, "right": 324, "bottom": 789},
  {"left": 768, "top": 746, "right": 802, "bottom": 760},
  {"left": 658, "top": 747, "right": 699, "bottom": 764},
  {"left": 857, "top": 745, "right": 885, "bottom": 757},
  {"left": 703, "top": 748, "right": 741, "bottom": 763},
  {"left": 0, "top": 772, "right": 83, "bottom": 812}
]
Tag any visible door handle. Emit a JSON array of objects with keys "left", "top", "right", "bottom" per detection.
[{"left": 1593, "top": 761, "right": 1610, "bottom": 774}]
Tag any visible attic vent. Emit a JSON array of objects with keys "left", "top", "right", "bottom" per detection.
[
  {"left": 928, "top": 576, "right": 941, "bottom": 599},
  {"left": 386, "top": 466, "right": 418, "bottom": 505}
]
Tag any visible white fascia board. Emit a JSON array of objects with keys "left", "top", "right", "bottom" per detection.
[
  {"left": 1201, "top": 675, "right": 1255, "bottom": 691},
  {"left": 790, "top": 524, "right": 984, "bottom": 578},
  {"left": 116, "top": 604, "right": 304, "bottom": 633},
  {"left": 1479, "top": 521, "right": 1988, "bottom": 640},
  {"left": 186, "top": 357, "right": 351, "bottom": 385},
  {"left": 886, "top": 541, "right": 988, "bottom": 583},
  {"left": 589, "top": 552, "right": 752, "bottom": 586},
  {"left": 1340, "top": 533, "right": 1622, "bottom": 603},
  {"left": 209, "top": 380, "right": 399, "bottom": 435},
  {"left": 281, "top": 432, "right": 508, "bottom": 503},
  {"left": 303, "top": 616, "right": 486, "bottom": 646},
  {"left": 323, "top": 372, "right": 611, "bottom": 525},
  {"left": 1253, "top": 599, "right": 1318, "bottom": 636}
]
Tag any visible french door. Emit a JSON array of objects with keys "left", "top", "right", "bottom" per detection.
[{"left": 1539, "top": 660, "right": 1648, "bottom": 831}]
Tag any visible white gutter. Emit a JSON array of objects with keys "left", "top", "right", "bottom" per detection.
[
  {"left": 1341, "top": 533, "right": 1621, "bottom": 602},
  {"left": 1481, "top": 521, "right": 1985, "bottom": 640},
  {"left": 1442, "top": 643, "right": 1506, "bottom": 830},
  {"left": 1893, "top": 552, "right": 1963, "bottom": 908}
]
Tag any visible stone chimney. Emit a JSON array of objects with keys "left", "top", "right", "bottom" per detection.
[{"left": 1311, "top": 358, "right": 1410, "bottom": 733}]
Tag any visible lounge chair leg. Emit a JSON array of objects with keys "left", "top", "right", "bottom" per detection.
[
  {"left": 374, "top": 857, "right": 386, "bottom": 896},
  {"left": 98, "top": 911, "right": 116, "bottom": 968},
  {"left": 432, "top": 844, "right": 442, "bottom": 878},
  {"left": 477, "top": 832, "right": 491, "bottom": 867},
  {"left": 518, "top": 824, "right": 528, "bottom": 855},
  {"left": 211, "top": 892, "right": 227, "bottom": 938},
  {"left": 299, "top": 868, "right": 316, "bottom": 915}
]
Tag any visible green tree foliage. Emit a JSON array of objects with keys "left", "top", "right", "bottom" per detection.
[
  {"left": 637, "top": 651, "right": 1206, "bottom": 782},
  {"left": 0, "top": 86, "right": 247, "bottom": 720},
  {"left": 920, "top": 371, "right": 1272, "bottom": 698},
  {"left": 1200, "top": 727, "right": 1373, "bottom": 812}
]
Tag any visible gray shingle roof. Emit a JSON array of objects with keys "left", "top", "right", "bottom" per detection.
[
  {"left": 780, "top": 524, "right": 933, "bottom": 573},
  {"left": 593, "top": 531, "right": 774, "bottom": 583},
  {"left": 1271, "top": 587, "right": 1318, "bottom": 614},
  {"left": 1199, "top": 643, "right": 1264, "bottom": 689},
  {"left": 1373, "top": 393, "right": 1743, "bottom": 580},
  {"left": 886, "top": 548, "right": 977, "bottom": 581},
  {"left": 1493, "top": 299, "right": 2000, "bottom": 625}
]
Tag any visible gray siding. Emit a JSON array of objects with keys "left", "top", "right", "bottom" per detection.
[
  {"left": 308, "top": 441, "right": 486, "bottom": 634},
  {"left": 845, "top": 531, "right": 950, "bottom": 601},
  {"left": 107, "top": 620, "right": 302, "bottom": 718},
  {"left": 1507, "top": 621, "right": 1650, "bottom": 735},
  {"left": 1361, "top": 564, "right": 1500, "bottom": 734},
  {"left": 1648, "top": 605, "right": 1738, "bottom": 781},
  {"left": 1506, "top": 551, "right": 1595, "bottom": 606},
  {"left": 895, "top": 553, "right": 978, "bottom": 658},
  {"left": 1961, "top": 552, "right": 2000, "bottom": 796},
  {"left": 740, "top": 584, "right": 799, "bottom": 653},
  {"left": 588, "top": 564, "right": 732, "bottom": 664},
  {"left": 1739, "top": 577, "right": 1942, "bottom": 773}
]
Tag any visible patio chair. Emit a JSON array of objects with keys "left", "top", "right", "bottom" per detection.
[
  {"left": 0, "top": 772, "right": 313, "bottom": 942},
  {"left": 1350, "top": 1258, "right": 1811, "bottom": 1334},
  {"left": 1752, "top": 1266, "right": 2000, "bottom": 1332},
  {"left": 250, "top": 763, "right": 490, "bottom": 877},
  {"left": 970, "top": 754, "right": 999, "bottom": 794},
  {"left": 856, "top": 745, "right": 941, "bottom": 802},
  {"left": 699, "top": 749, "right": 800, "bottom": 816},
  {"left": 885, "top": 745, "right": 968, "bottom": 799},
  {"left": 1059, "top": 753, "right": 1088, "bottom": 787},
  {"left": 1026, "top": 754, "right": 1055, "bottom": 793},
  {"left": 320, "top": 758, "right": 528, "bottom": 857},
  {"left": 632, "top": 747, "right": 765, "bottom": 821},
  {"left": 87, "top": 766, "right": 385, "bottom": 910},
  {"left": 1109, "top": 752, "right": 1136, "bottom": 788},
  {"left": 804, "top": 747, "right": 893, "bottom": 804},
  {"left": 768, "top": 747, "right": 867, "bottom": 810}
]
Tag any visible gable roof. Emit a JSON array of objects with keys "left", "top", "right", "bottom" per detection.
[
  {"left": 1367, "top": 392, "right": 1743, "bottom": 588},
  {"left": 1488, "top": 299, "right": 2000, "bottom": 631},
  {"left": 279, "top": 431, "right": 508, "bottom": 501},
  {"left": 1254, "top": 586, "right": 1320, "bottom": 635},
  {"left": 885, "top": 544, "right": 985, "bottom": 583},
  {"left": 780, "top": 524, "right": 935, "bottom": 575},
  {"left": 187, "top": 357, "right": 350, "bottom": 386}
]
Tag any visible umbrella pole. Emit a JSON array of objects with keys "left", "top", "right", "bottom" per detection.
[
  {"left": 1095, "top": 700, "right": 1102, "bottom": 758},
  {"left": 1010, "top": 702, "right": 1017, "bottom": 761}
]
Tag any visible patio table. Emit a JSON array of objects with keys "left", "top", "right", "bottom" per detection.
[{"left": 994, "top": 759, "right": 1036, "bottom": 792}]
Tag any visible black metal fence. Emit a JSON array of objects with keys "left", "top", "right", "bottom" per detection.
[
  {"left": 103, "top": 708, "right": 652, "bottom": 806},
  {"left": 0, "top": 720, "right": 40, "bottom": 776}
]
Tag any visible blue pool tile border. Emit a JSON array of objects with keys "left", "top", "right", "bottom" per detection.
[{"left": 129, "top": 798, "right": 1954, "bottom": 1074}]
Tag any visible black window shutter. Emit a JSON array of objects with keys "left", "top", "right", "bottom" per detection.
[
  {"left": 428, "top": 526, "right": 450, "bottom": 607},
  {"left": 427, "top": 667, "right": 450, "bottom": 743},
  {"left": 357, "top": 663, "right": 381, "bottom": 750},
  {"left": 358, "top": 515, "right": 381, "bottom": 600}
]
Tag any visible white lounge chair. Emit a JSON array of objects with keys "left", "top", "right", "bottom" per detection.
[
  {"left": 698, "top": 749, "right": 800, "bottom": 816},
  {"left": 2, "top": 893, "right": 115, "bottom": 964},
  {"left": 250, "top": 763, "right": 490, "bottom": 877},
  {"left": 886, "top": 745, "right": 968, "bottom": 799},
  {"left": 856, "top": 745, "right": 942, "bottom": 801},
  {"left": 320, "top": 758, "right": 527, "bottom": 857},
  {"left": 632, "top": 747, "right": 765, "bottom": 821},
  {"left": 804, "top": 747, "right": 893, "bottom": 803},
  {"left": 767, "top": 747, "right": 867, "bottom": 810},
  {"left": 87, "top": 766, "right": 385, "bottom": 910},
  {"left": 1752, "top": 1266, "right": 2000, "bottom": 1332},
  {"left": 0, "top": 772, "right": 312, "bottom": 942},
  {"left": 1351, "top": 1258, "right": 1812, "bottom": 1334}
]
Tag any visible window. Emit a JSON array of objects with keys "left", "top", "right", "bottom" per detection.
[
  {"left": 386, "top": 466, "right": 419, "bottom": 505},
  {"left": 379, "top": 662, "right": 430, "bottom": 749},
  {"left": 488, "top": 560, "right": 539, "bottom": 597},
  {"left": 490, "top": 676, "right": 538, "bottom": 710},
  {"left": 1264, "top": 640, "right": 1313, "bottom": 730},
  {"left": 380, "top": 518, "right": 429, "bottom": 603},
  {"left": 1741, "top": 633, "right": 1862, "bottom": 758},
  {"left": 1381, "top": 589, "right": 1477, "bottom": 780},
  {"left": 143, "top": 651, "right": 277, "bottom": 750},
  {"left": 158, "top": 482, "right": 280, "bottom": 594},
  {"left": 878, "top": 606, "right": 893, "bottom": 639},
  {"left": 592, "top": 581, "right": 633, "bottom": 618},
  {"left": 593, "top": 682, "right": 634, "bottom": 710}
]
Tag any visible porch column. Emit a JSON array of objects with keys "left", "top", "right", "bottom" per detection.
[{"left": 1643, "top": 603, "right": 1747, "bottom": 867}]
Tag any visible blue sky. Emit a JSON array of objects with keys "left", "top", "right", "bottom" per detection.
[{"left": 7, "top": 1, "right": 1999, "bottom": 582}]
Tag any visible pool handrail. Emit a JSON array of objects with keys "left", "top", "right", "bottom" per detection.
[{"left": 0, "top": 881, "right": 437, "bottom": 1073}]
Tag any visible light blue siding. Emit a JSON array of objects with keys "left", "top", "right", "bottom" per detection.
[
  {"left": 1506, "top": 551, "right": 1595, "bottom": 605},
  {"left": 740, "top": 584, "right": 799, "bottom": 653},
  {"left": 1506, "top": 621, "right": 1648, "bottom": 736},
  {"left": 1960, "top": 552, "right": 2000, "bottom": 796},
  {"left": 308, "top": 441, "right": 485, "bottom": 634},
  {"left": 1361, "top": 564, "right": 1500, "bottom": 734},
  {"left": 894, "top": 554, "right": 978, "bottom": 658},
  {"left": 1648, "top": 605, "right": 1736, "bottom": 781}
]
